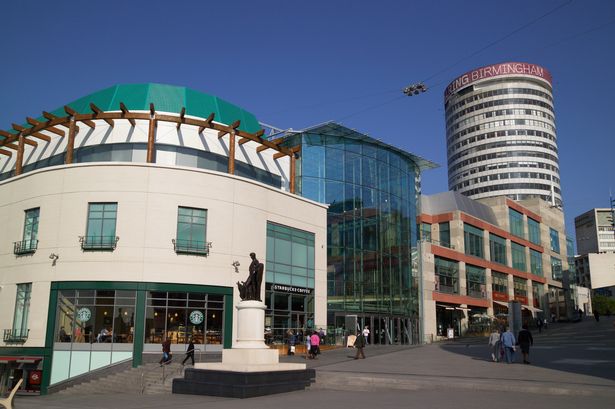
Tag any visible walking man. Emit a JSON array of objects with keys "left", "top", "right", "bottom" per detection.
[
  {"left": 181, "top": 338, "right": 195, "bottom": 366},
  {"left": 354, "top": 330, "right": 366, "bottom": 359},
  {"left": 500, "top": 327, "right": 516, "bottom": 364},
  {"left": 517, "top": 325, "right": 534, "bottom": 364}
]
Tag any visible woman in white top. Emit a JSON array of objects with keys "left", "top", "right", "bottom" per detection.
[{"left": 362, "top": 326, "right": 370, "bottom": 345}]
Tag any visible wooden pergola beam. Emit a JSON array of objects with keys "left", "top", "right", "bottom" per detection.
[
  {"left": 65, "top": 106, "right": 96, "bottom": 129},
  {"left": 176, "top": 107, "right": 186, "bottom": 130},
  {"left": 27, "top": 117, "right": 65, "bottom": 137},
  {"left": 254, "top": 129, "right": 265, "bottom": 138},
  {"left": 198, "top": 113, "right": 215, "bottom": 134},
  {"left": 12, "top": 124, "right": 51, "bottom": 142},
  {"left": 150, "top": 103, "right": 155, "bottom": 117},
  {"left": 256, "top": 145, "right": 269, "bottom": 153},
  {"left": 43, "top": 111, "right": 72, "bottom": 129},
  {"left": 90, "top": 103, "right": 114, "bottom": 127},
  {"left": 147, "top": 103, "right": 156, "bottom": 163},
  {"left": 4, "top": 143, "right": 19, "bottom": 150},
  {"left": 0, "top": 148, "right": 11, "bottom": 157},
  {"left": 218, "top": 120, "right": 240, "bottom": 138},
  {"left": 119, "top": 102, "right": 136, "bottom": 127},
  {"left": 273, "top": 151, "right": 287, "bottom": 160},
  {"left": 238, "top": 137, "right": 250, "bottom": 145},
  {"left": 15, "top": 134, "right": 24, "bottom": 175}
]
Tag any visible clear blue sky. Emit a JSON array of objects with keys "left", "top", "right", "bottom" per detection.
[{"left": 1, "top": 0, "right": 614, "bottom": 242}]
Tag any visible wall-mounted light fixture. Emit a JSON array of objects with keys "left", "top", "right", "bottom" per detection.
[
  {"left": 49, "top": 253, "right": 59, "bottom": 266},
  {"left": 232, "top": 261, "right": 240, "bottom": 273}
]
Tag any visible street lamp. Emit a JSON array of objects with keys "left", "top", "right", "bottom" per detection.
[{"left": 403, "top": 83, "right": 427, "bottom": 96}]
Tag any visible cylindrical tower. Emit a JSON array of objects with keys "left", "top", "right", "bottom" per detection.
[{"left": 444, "top": 62, "right": 561, "bottom": 207}]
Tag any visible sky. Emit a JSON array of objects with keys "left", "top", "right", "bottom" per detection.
[{"left": 1, "top": 0, "right": 614, "bottom": 241}]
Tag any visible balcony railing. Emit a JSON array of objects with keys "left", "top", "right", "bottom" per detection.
[
  {"left": 172, "top": 239, "right": 212, "bottom": 256},
  {"left": 79, "top": 236, "right": 119, "bottom": 250},
  {"left": 14, "top": 239, "right": 38, "bottom": 255},
  {"left": 422, "top": 238, "right": 455, "bottom": 250},
  {"left": 3, "top": 329, "right": 29, "bottom": 344},
  {"left": 468, "top": 289, "right": 486, "bottom": 298}
]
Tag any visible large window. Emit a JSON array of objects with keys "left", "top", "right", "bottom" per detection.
[
  {"left": 550, "top": 228, "right": 560, "bottom": 253},
  {"left": 435, "top": 257, "right": 459, "bottom": 294},
  {"left": 83, "top": 203, "right": 118, "bottom": 249},
  {"left": 420, "top": 223, "right": 432, "bottom": 242},
  {"left": 439, "top": 222, "right": 451, "bottom": 248},
  {"left": 464, "top": 224, "right": 484, "bottom": 258},
  {"left": 511, "top": 242, "right": 527, "bottom": 272},
  {"left": 175, "top": 207, "right": 208, "bottom": 254},
  {"left": 11, "top": 283, "right": 32, "bottom": 341},
  {"left": 266, "top": 222, "right": 315, "bottom": 288},
  {"left": 489, "top": 233, "right": 507, "bottom": 265},
  {"left": 509, "top": 208, "right": 525, "bottom": 238},
  {"left": 532, "top": 282, "right": 544, "bottom": 309},
  {"left": 551, "top": 257, "right": 562, "bottom": 281},
  {"left": 466, "top": 265, "right": 486, "bottom": 298},
  {"left": 15, "top": 208, "right": 40, "bottom": 254},
  {"left": 145, "top": 291, "right": 223, "bottom": 346},
  {"left": 530, "top": 249, "right": 543, "bottom": 277},
  {"left": 492, "top": 272, "right": 508, "bottom": 295},
  {"left": 528, "top": 218, "right": 541, "bottom": 245},
  {"left": 513, "top": 277, "right": 528, "bottom": 298}
]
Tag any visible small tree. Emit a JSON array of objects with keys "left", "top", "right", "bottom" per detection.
[{"left": 592, "top": 295, "right": 615, "bottom": 315}]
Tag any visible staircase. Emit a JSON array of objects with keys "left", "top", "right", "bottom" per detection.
[{"left": 57, "top": 362, "right": 186, "bottom": 395}]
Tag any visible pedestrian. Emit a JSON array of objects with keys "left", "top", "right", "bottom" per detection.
[
  {"left": 305, "top": 331, "right": 312, "bottom": 359},
  {"left": 543, "top": 318, "right": 548, "bottom": 330},
  {"left": 489, "top": 329, "right": 500, "bottom": 362},
  {"left": 159, "top": 337, "right": 172, "bottom": 366},
  {"left": 362, "top": 325, "right": 370, "bottom": 345},
  {"left": 500, "top": 326, "right": 516, "bottom": 364},
  {"left": 488, "top": 328, "right": 501, "bottom": 362},
  {"left": 287, "top": 329, "right": 296, "bottom": 355},
  {"left": 318, "top": 327, "right": 326, "bottom": 344},
  {"left": 310, "top": 331, "right": 320, "bottom": 359},
  {"left": 536, "top": 317, "right": 543, "bottom": 333},
  {"left": 354, "top": 330, "right": 366, "bottom": 359},
  {"left": 517, "top": 324, "right": 534, "bottom": 364},
  {"left": 181, "top": 337, "right": 195, "bottom": 366},
  {"left": 594, "top": 310, "right": 600, "bottom": 322}
]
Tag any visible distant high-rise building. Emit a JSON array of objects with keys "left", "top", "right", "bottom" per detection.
[
  {"left": 575, "top": 208, "right": 615, "bottom": 254},
  {"left": 444, "top": 62, "right": 561, "bottom": 206}
]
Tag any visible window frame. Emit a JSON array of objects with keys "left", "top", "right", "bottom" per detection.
[
  {"left": 82, "top": 202, "right": 118, "bottom": 250},
  {"left": 174, "top": 206, "right": 209, "bottom": 255}
]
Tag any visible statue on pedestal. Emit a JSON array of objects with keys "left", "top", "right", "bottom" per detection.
[{"left": 237, "top": 252, "right": 264, "bottom": 301}]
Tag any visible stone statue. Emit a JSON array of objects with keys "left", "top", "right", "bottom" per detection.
[{"left": 237, "top": 252, "right": 264, "bottom": 301}]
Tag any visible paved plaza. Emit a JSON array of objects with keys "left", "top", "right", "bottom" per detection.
[{"left": 14, "top": 317, "right": 615, "bottom": 409}]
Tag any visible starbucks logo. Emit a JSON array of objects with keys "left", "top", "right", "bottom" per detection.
[
  {"left": 189, "top": 310, "right": 204, "bottom": 325},
  {"left": 77, "top": 307, "right": 92, "bottom": 322}
]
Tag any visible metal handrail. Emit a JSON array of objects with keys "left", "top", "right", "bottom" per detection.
[
  {"left": 13, "top": 239, "right": 38, "bottom": 255},
  {"left": 172, "top": 239, "right": 212, "bottom": 255},
  {"left": 79, "top": 235, "right": 119, "bottom": 250},
  {"left": 3, "top": 329, "right": 29, "bottom": 343}
]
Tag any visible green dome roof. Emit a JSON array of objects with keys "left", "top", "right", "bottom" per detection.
[{"left": 37, "top": 83, "right": 260, "bottom": 134}]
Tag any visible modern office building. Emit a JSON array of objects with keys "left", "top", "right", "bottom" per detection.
[
  {"left": 444, "top": 62, "right": 561, "bottom": 206},
  {"left": 418, "top": 192, "right": 574, "bottom": 342},
  {"left": 279, "top": 123, "right": 437, "bottom": 345},
  {"left": 0, "top": 84, "right": 328, "bottom": 395},
  {"left": 574, "top": 208, "right": 615, "bottom": 254},
  {"left": 574, "top": 208, "right": 615, "bottom": 299}
]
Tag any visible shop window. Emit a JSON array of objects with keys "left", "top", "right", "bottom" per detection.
[
  {"left": 492, "top": 272, "right": 508, "bottom": 295},
  {"left": 82, "top": 203, "right": 118, "bottom": 250},
  {"left": 174, "top": 207, "right": 209, "bottom": 255}
]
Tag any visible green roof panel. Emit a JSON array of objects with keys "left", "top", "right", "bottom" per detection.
[{"left": 14, "top": 83, "right": 260, "bottom": 134}]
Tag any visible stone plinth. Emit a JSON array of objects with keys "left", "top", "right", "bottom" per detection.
[{"left": 172, "top": 299, "right": 311, "bottom": 398}]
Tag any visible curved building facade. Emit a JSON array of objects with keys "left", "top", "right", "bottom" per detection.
[
  {"left": 444, "top": 62, "right": 561, "bottom": 207},
  {"left": 0, "top": 84, "right": 328, "bottom": 394}
]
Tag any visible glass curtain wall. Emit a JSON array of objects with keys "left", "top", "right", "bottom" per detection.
[
  {"left": 466, "top": 265, "right": 486, "bottom": 298},
  {"left": 509, "top": 208, "right": 525, "bottom": 238},
  {"left": 528, "top": 218, "right": 541, "bottom": 244},
  {"left": 530, "top": 249, "right": 543, "bottom": 277},
  {"left": 489, "top": 233, "right": 507, "bottom": 265},
  {"left": 296, "top": 130, "right": 418, "bottom": 344},
  {"left": 265, "top": 222, "right": 315, "bottom": 344}
]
